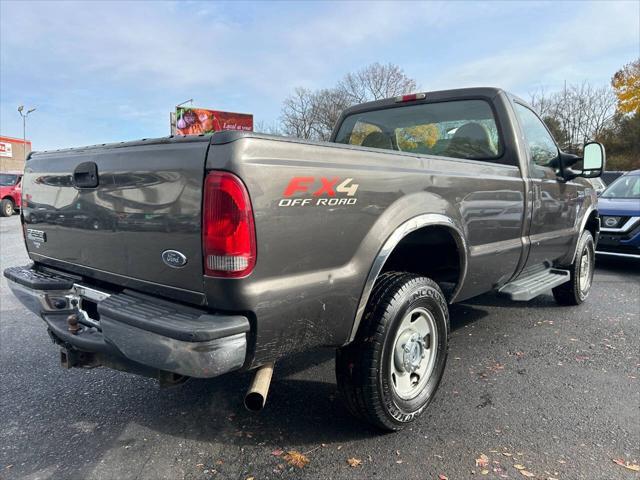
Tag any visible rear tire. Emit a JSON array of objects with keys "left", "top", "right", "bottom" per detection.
[
  {"left": 552, "top": 230, "right": 595, "bottom": 306},
  {"left": 336, "top": 272, "right": 449, "bottom": 431},
  {"left": 1, "top": 199, "right": 14, "bottom": 217}
]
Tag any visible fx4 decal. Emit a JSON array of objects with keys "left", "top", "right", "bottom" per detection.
[{"left": 279, "top": 177, "right": 359, "bottom": 207}]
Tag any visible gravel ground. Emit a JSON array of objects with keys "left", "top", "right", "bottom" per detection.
[{"left": 1, "top": 214, "right": 638, "bottom": 480}]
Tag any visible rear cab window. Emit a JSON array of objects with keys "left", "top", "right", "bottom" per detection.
[{"left": 334, "top": 99, "right": 504, "bottom": 163}]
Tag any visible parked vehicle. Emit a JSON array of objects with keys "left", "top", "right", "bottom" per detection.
[
  {"left": 601, "top": 170, "right": 626, "bottom": 186},
  {"left": 4, "top": 88, "right": 605, "bottom": 431},
  {"left": 0, "top": 171, "right": 22, "bottom": 217},
  {"left": 587, "top": 176, "right": 607, "bottom": 196},
  {"left": 596, "top": 169, "right": 640, "bottom": 258}
]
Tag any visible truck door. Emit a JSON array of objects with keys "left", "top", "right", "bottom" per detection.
[{"left": 513, "top": 103, "right": 578, "bottom": 266}]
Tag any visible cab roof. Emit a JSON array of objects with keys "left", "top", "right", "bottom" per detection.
[{"left": 339, "top": 87, "right": 508, "bottom": 118}]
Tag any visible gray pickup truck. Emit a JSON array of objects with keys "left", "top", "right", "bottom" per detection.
[{"left": 5, "top": 87, "right": 605, "bottom": 431}]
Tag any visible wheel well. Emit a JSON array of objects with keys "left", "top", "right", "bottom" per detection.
[
  {"left": 585, "top": 210, "right": 599, "bottom": 239},
  {"left": 380, "top": 226, "right": 463, "bottom": 300}
]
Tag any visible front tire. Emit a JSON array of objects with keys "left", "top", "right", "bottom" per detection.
[
  {"left": 336, "top": 272, "right": 449, "bottom": 431},
  {"left": 552, "top": 230, "right": 595, "bottom": 306},
  {"left": 1, "top": 199, "right": 14, "bottom": 217}
]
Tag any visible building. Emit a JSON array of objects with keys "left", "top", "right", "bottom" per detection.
[{"left": 0, "top": 135, "right": 32, "bottom": 172}]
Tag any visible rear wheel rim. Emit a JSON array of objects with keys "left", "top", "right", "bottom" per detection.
[
  {"left": 4, "top": 203, "right": 11, "bottom": 215},
  {"left": 579, "top": 244, "right": 593, "bottom": 294},
  {"left": 390, "top": 307, "right": 438, "bottom": 400}
]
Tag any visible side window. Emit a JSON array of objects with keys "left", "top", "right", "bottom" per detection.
[{"left": 514, "top": 103, "right": 558, "bottom": 168}]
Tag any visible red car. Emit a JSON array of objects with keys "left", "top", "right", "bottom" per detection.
[{"left": 0, "top": 171, "right": 22, "bottom": 217}]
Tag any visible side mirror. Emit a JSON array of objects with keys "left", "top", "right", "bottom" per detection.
[
  {"left": 558, "top": 142, "right": 605, "bottom": 181},
  {"left": 581, "top": 142, "right": 605, "bottom": 178}
]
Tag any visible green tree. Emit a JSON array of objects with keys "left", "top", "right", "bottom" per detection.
[
  {"left": 542, "top": 116, "right": 569, "bottom": 149},
  {"left": 596, "top": 112, "right": 640, "bottom": 170}
]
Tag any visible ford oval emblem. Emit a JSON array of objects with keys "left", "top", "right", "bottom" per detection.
[{"left": 162, "top": 250, "right": 188, "bottom": 268}]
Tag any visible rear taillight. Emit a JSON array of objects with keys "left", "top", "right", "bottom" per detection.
[{"left": 202, "top": 171, "right": 256, "bottom": 278}]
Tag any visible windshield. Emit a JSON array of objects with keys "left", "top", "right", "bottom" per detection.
[
  {"left": 601, "top": 174, "right": 640, "bottom": 199},
  {"left": 334, "top": 99, "right": 503, "bottom": 161},
  {"left": 0, "top": 174, "right": 18, "bottom": 186}
]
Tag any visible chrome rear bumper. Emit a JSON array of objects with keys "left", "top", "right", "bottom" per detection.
[{"left": 4, "top": 264, "right": 249, "bottom": 378}]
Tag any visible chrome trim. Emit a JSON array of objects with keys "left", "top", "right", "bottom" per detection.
[
  {"left": 100, "top": 319, "right": 247, "bottom": 378},
  {"left": 6, "top": 279, "right": 111, "bottom": 329},
  {"left": 6, "top": 281, "right": 71, "bottom": 317},
  {"left": 571, "top": 206, "right": 598, "bottom": 264},
  {"left": 600, "top": 216, "right": 640, "bottom": 233},
  {"left": 347, "top": 213, "right": 468, "bottom": 343},
  {"left": 595, "top": 251, "right": 640, "bottom": 259},
  {"left": 73, "top": 284, "right": 111, "bottom": 303}
]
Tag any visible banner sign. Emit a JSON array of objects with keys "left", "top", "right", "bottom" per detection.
[
  {"left": 0, "top": 142, "right": 13, "bottom": 158},
  {"left": 175, "top": 107, "right": 253, "bottom": 135}
]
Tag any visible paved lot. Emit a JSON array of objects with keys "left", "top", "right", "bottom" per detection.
[{"left": 1, "top": 214, "right": 638, "bottom": 480}]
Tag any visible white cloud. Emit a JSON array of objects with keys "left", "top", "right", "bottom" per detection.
[{"left": 424, "top": 1, "right": 639, "bottom": 94}]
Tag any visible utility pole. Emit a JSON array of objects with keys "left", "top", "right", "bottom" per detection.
[{"left": 17, "top": 105, "right": 36, "bottom": 161}]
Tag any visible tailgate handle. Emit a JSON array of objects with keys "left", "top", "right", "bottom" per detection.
[{"left": 73, "top": 162, "right": 99, "bottom": 188}]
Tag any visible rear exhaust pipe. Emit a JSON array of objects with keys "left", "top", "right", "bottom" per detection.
[{"left": 244, "top": 362, "right": 274, "bottom": 412}]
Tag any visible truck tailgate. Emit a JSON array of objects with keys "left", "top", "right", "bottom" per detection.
[{"left": 22, "top": 137, "right": 210, "bottom": 295}]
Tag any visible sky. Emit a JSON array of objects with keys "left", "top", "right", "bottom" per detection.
[{"left": 1, "top": 0, "right": 638, "bottom": 151}]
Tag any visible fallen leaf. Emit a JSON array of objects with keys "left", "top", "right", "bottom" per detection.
[
  {"left": 215, "top": 460, "right": 224, "bottom": 465},
  {"left": 271, "top": 449, "right": 284, "bottom": 457},
  {"left": 481, "top": 469, "right": 489, "bottom": 475},
  {"left": 283, "top": 451, "right": 309, "bottom": 469},
  {"left": 347, "top": 457, "right": 362, "bottom": 467},
  {"left": 396, "top": 460, "right": 403, "bottom": 464},
  {"left": 195, "top": 463, "right": 204, "bottom": 468},
  {"left": 514, "top": 464, "right": 526, "bottom": 470},
  {"left": 476, "top": 454, "right": 490, "bottom": 468},
  {"left": 487, "top": 362, "right": 505, "bottom": 373},
  {"left": 439, "top": 475, "right": 449, "bottom": 480},
  {"left": 520, "top": 470, "right": 535, "bottom": 477},
  {"left": 246, "top": 477, "right": 255, "bottom": 480},
  {"left": 613, "top": 458, "right": 640, "bottom": 471}
]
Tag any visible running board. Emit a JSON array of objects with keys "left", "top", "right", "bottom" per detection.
[{"left": 499, "top": 268, "right": 570, "bottom": 301}]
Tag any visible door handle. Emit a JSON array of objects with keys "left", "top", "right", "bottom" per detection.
[{"left": 73, "top": 162, "right": 99, "bottom": 188}]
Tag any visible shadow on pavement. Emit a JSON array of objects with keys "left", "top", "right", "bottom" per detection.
[{"left": 595, "top": 254, "right": 640, "bottom": 274}]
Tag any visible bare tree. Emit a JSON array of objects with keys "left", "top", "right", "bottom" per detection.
[
  {"left": 529, "top": 86, "right": 555, "bottom": 118},
  {"left": 280, "top": 63, "right": 418, "bottom": 140},
  {"left": 338, "top": 62, "right": 417, "bottom": 104},
  {"left": 529, "top": 81, "right": 616, "bottom": 151},
  {"left": 280, "top": 87, "right": 317, "bottom": 139},
  {"left": 253, "top": 120, "right": 282, "bottom": 136},
  {"left": 310, "top": 88, "right": 351, "bottom": 141}
]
